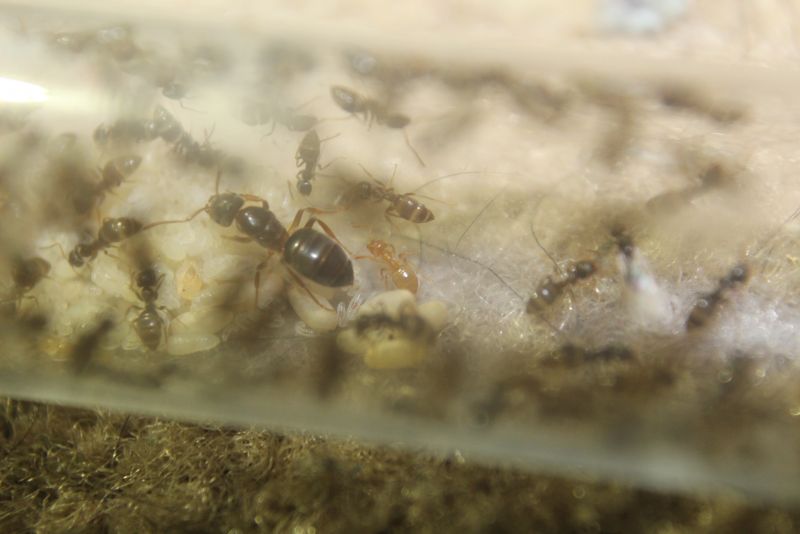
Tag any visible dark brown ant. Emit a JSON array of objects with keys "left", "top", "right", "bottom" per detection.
[
  {"left": 93, "top": 119, "right": 154, "bottom": 148},
  {"left": 173, "top": 172, "right": 354, "bottom": 307},
  {"left": 147, "top": 105, "right": 223, "bottom": 168},
  {"left": 294, "top": 130, "right": 339, "bottom": 196},
  {"left": 65, "top": 217, "right": 168, "bottom": 268},
  {"left": 686, "top": 264, "right": 749, "bottom": 330},
  {"left": 525, "top": 222, "right": 597, "bottom": 315},
  {"left": 71, "top": 154, "right": 143, "bottom": 215},
  {"left": 130, "top": 267, "right": 166, "bottom": 351},
  {"left": 347, "top": 166, "right": 436, "bottom": 224},
  {"left": 329, "top": 85, "right": 424, "bottom": 166}
]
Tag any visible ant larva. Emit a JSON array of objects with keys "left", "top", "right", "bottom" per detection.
[
  {"left": 294, "top": 129, "right": 339, "bottom": 196},
  {"left": 355, "top": 239, "right": 419, "bottom": 294},
  {"left": 686, "top": 264, "right": 749, "bottom": 330},
  {"left": 130, "top": 267, "right": 167, "bottom": 351},
  {"left": 329, "top": 85, "right": 424, "bottom": 166},
  {"left": 169, "top": 171, "right": 354, "bottom": 308}
]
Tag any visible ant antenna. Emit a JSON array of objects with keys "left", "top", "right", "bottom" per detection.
[
  {"left": 530, "top": 197, "right": 566, "bottom": 278},
  {"left": 453, "top": 191, "right": 501, "bottom": 252}
]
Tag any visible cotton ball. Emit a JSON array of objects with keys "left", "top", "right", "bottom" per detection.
[{"left": 597, "top": 0, "right": 689, "bottom": 34}]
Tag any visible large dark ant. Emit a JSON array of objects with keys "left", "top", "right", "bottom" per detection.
[{"left": 168, "top": 172, "right": 354, "bottom": 308}]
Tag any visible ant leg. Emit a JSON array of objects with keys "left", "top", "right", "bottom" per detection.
[
  {"left": 379, "top": 269, "right": 391, "bottom": 290},
  {"left": 402, "top": 128, "right": 426, "bottom": 167},
  {"left": 261, "top": 120, "right": 277, "bottom": 139},
  {"left": 286, "top": 207, "right": 343, "bottom": 234},
  {"left": 254, "top": 252, "right": 275, "bottom": 309},
  {"left": 141, "top": 206, "right": 207, "bottom": 231},
  {"left": 287, "top": 268, "right": 335, "bottom": 311},
  {"left": 222, "top": 235, "right": 253, "bottom": 244},
  {"left": 301, "top": 215, "right": 354, "bottom": 256}
]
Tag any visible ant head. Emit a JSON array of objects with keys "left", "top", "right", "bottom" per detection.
[
  {"left": 136, "top": 267, "right": 159, "bottom": 289},
  {"left": 571, "top": 260, "right": 596, "bottom": 280},
  {"left": 68, "top": 248, "right": 86, "bottom": 268},
  {"left": 207, "top": 192, "right": 244, "bottom": 227}
]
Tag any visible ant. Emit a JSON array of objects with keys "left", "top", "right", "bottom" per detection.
[
  {"left": 355, "top": 239, "right": 419, "bottom": 294},
  {"left": 686, "top": 264, "right": 749, "bottom": 330},
  {"left": 146, "top": 105, "right": 223, "bottom": 168},
  {"left": 72, "top": 154, "right": 143, "bottom": 215},
  {"left": 294, "top": 129, "right": 339, "bottom": 196},
  {"left": 347, "top": 165, "right": 436, "bottom": 224},
  {"left": 172, "top": 171, "right": 354, "bottom": 308},
  {"left": 130, "top": 267, "right": 166, "bottom": 350},
  {"left": 330, "top": 85, "right": 424, "bottom": 166},
  {"left": 63, "top": 217, "right": 168, "bottom": 268},
  {"left": 525, "top": 223, "right": 597, "bottom": 315}
]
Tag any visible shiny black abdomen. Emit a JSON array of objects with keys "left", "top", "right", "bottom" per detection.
[
  {"left": 134, "top": 308, "right": 163, "bottom": 350},
  {"left": 283, "top": 228, "right": 354, "bottom": 287}
]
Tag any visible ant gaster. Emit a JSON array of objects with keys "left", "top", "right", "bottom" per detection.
[{"left": 131, "top": 267, "right": 166, "bottom": 350}]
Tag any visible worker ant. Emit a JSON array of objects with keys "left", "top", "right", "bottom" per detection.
[
  {"left": 355, "top": 239, "right": 419, "bottom": 294},
  {"left": 686, "top": 264, "right": 749, "bottom": 330},
  {"left": 344, "top": 165, "right": 436, "bottom": 224},
  {"left": 130, "top": 267, "right": 167, "bottom": 351},
  {"left": 525, "top": 222, "right": 597, "bottom": 322},
  {"left": 294, "top": 129, "right": 340, "bottom": 196},
  {"left": 59, "top": 216, "right": 172, "bottom": 269},
  {"left": 71, "top": 154, "right": 143, "bottom": 215},
  {"left": 329, "top": 85, "right": 424, "bottom": 166}
]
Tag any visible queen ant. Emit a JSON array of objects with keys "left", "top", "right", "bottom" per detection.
[{"left": 165, "top": 171, "right": 353, "bottom": 309}]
